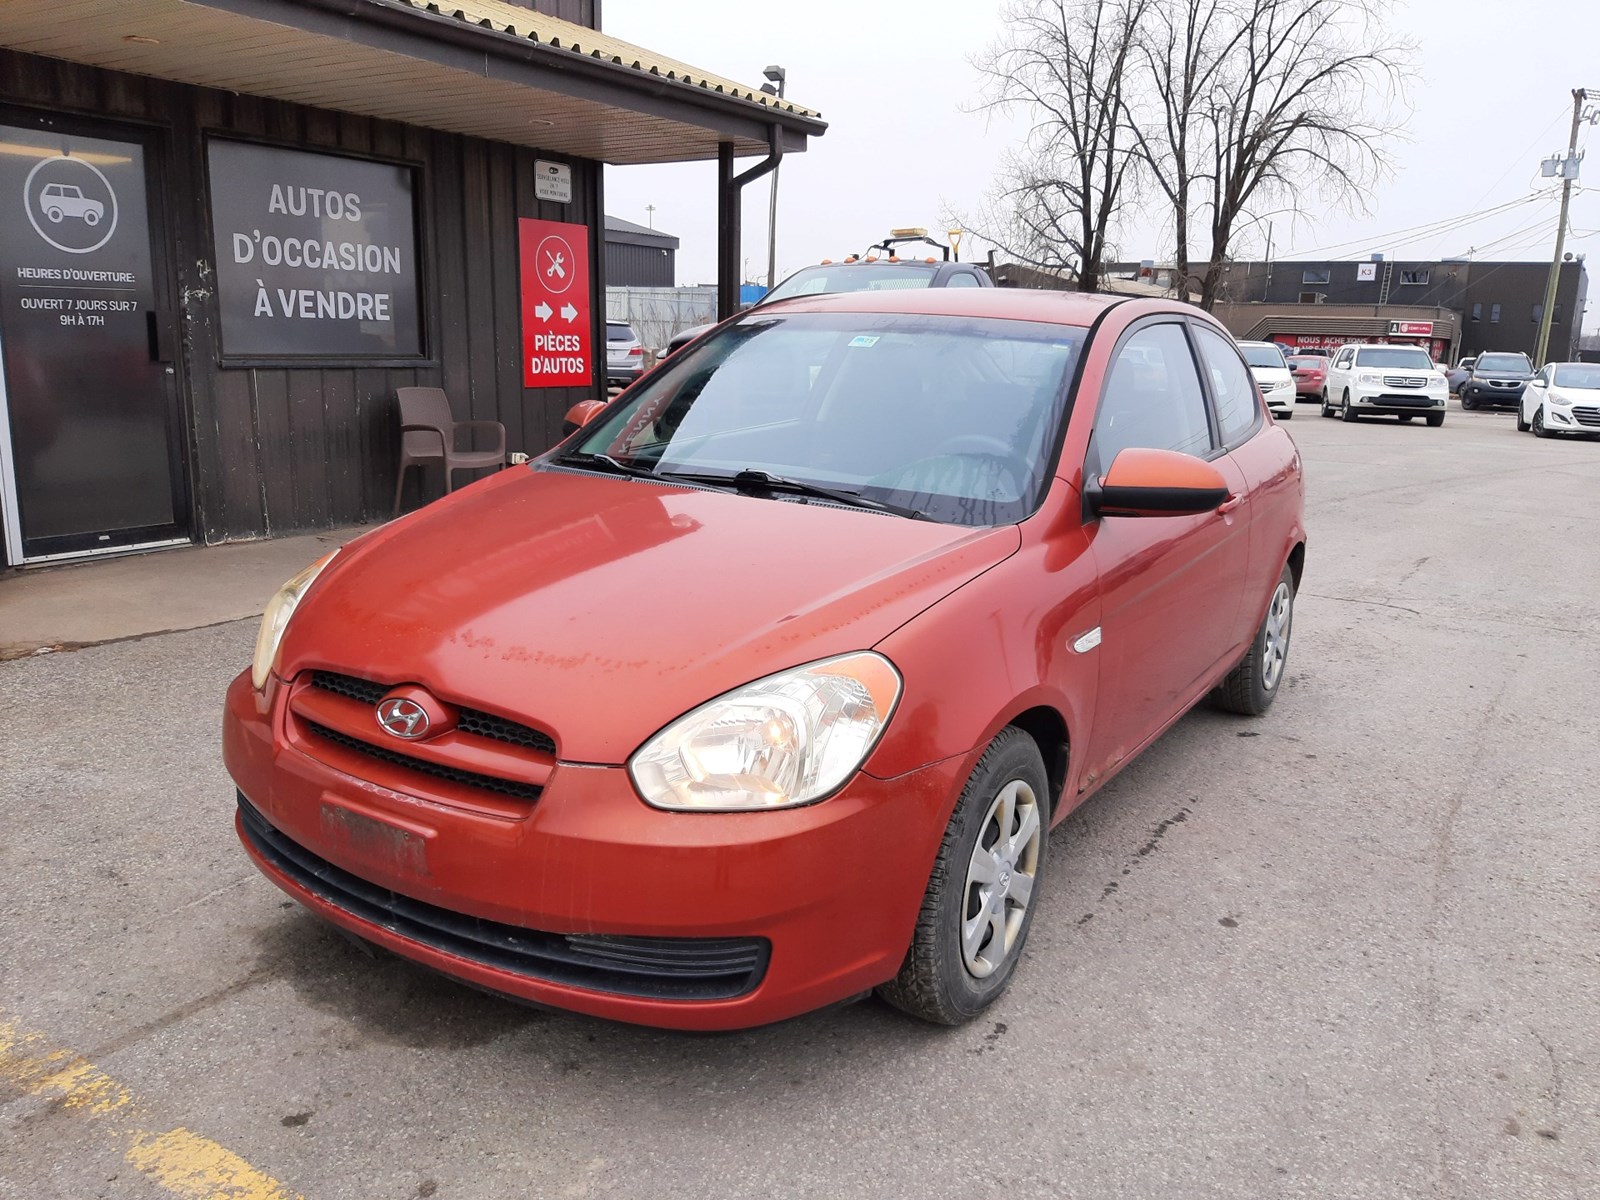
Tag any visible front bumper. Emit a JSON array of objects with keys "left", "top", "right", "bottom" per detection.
[
  {"left": 1460, "top": 382, "right": 1526, "bottom": 406},
  {"left": 223, "top": 670, "right": 963, "bottom": 1030},
  {"left": 1350, "top": 390, "right": 1446, "bottom": 416},
  {"left": 1540, "top": 403, "right": 1600, "bottom": 433}
]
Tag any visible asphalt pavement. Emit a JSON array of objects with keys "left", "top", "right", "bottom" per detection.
[{"left": 2, "top": 399, "right": 1596, "bottom": 1200}]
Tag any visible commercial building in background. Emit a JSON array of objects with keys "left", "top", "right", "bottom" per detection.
[
  {"left": 604, "top": 214, "right": 678, "bottom": 287},
  {"left": 0, "top": 0, "right": 823, "bottom": 567},
  {"left": 1188, "top": 258, "right": 1587, "bottom": 363}
]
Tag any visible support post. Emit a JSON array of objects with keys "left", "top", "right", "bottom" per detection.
[
  {"left": 715, "top": 127, "right": 785, "bottom": 320},
  {"left": 1533, "top": 88, "right": 1587, "bottom": 366}
]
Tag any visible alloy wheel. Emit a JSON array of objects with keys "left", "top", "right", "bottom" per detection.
[
  {"left": 1261, "top": 581, "right": 1292, "bottom": 690},
  {"left": 960, "top": 779, "right": 1042, "bottom": 979}
]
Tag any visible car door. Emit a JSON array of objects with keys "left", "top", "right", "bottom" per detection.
[
  {"left": 1327, "top": 346, "right": 1355, "bottom": 400},
  {"left": 1082, "top": 320, "right": 1252, "bottom": 780}
]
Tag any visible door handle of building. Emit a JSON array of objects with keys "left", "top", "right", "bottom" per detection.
[
  {"left": 1217, "top": 493, "right": 1244, "bottom": 515},
  {"left": 146, "top": 310, "right": 171, "bottom": 363}
]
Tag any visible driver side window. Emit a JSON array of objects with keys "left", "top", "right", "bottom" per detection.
[{"left": 1090, "top": 323, "right": 1213, "bottom": 470}]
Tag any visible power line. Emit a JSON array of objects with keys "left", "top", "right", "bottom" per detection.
[{"left": 1278, "top": 192, "right": 1548, "bottom": 260}]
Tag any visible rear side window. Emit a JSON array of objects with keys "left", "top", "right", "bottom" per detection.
[
  {"left": 1091, "top": 323, "right": 1213, "bottom": 466},
  {"left": 1194, "top": 326, "right": 1261, "bottom": 448}
]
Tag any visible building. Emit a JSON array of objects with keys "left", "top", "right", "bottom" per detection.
[
  {"left": 604, "top": 215, "right": 678, "bottom": 288},
  {"left": 1201, "top": 258, "right": 1588, "bottom": 363},
  {"left": 0, "top": 0, "right": 824, "bottom": 567}
]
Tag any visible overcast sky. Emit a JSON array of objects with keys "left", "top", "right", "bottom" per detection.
[{"left": 601, "top": 0, "right": 1599, "bottom": 332}]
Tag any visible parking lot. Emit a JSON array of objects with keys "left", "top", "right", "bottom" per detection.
[{"left": 2, "top": 398, "right": 1597, "bottom": 1200}]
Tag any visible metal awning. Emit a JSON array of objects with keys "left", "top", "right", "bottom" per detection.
[{"left": 0, "top": 0, "right": 826, "bottom": 164}]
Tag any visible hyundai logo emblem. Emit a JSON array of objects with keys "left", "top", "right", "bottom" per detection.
[{"left": 376, "top": 697, "right": 430, "bottom": 739}]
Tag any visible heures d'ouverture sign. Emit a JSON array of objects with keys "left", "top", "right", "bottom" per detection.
[{"left": 208, "top": 139, "right": 422, "bottom": 358}]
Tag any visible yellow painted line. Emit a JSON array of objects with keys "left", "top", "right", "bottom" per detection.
[{"left": 0, "top": 1010, "right": 303, "bottom": 1200}]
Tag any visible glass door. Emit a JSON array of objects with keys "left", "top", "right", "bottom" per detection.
[{"left": 0, "top": 115, "right": 188, "bottom": 563}]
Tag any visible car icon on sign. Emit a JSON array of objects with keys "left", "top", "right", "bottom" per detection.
[{"left": 40, "top": 182, "right": 105, "bottom": 226}]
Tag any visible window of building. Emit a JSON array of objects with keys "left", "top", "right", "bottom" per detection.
[
  {"left": 1553, "top": 304, "right": 1563, "bottom": 325},
  {"left": 1490, "top": 303, "right": 1501, "bottom": 323},
  {"left": 1298, "top": 292, "right": 1325, "bottom": 304},
  {"left": 1471, "top": 303, "right": 1482, "bottom": 322},
  {"left": 1302, "top": 269, "right": 1331, "bottom": 285},
  {"left": 1400, "top": 269, "right": 1430, "bottom": 285},
  {"left": 1532, "top": 303, "right": 1543, "bottom": 324}
]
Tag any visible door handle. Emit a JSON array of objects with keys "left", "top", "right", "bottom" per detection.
[{"left": 1217, "top": 493, "right": 1244, "bottom": 515}]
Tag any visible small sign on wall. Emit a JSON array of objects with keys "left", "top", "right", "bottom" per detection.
[
  {"left": 534, "top": 160, "right": 572, "bottom": 204},
  {"left": 1357, "top": 263, "right": 1377, "bottom": 282}
]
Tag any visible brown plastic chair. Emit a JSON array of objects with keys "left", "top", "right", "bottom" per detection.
[{"left": 393, "top": 387, "right": 507, "bottom": 516}]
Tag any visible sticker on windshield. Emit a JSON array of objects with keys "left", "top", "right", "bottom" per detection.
[{"left": 848, "top": 335, "right": 880, "bottom": 348}]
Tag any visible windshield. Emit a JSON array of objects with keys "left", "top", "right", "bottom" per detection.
[
  {"left": 1241, "top": 344, "right": 1287, "bottom": 369},
  {"left": 1552, "top": 364, "right": 1600, "bottom": 389},
  {"left": 563, "top": 312, "right": 1085, "bottom": 527},
  {"left": 1354, "top": 347, "right": 1433, "bottom": 369},
  {"left": 1477, "top": 353, "right": 1532, "bottom": 373},
  {"left": 765, "top": 264, "right": 940, "bottom": 304},
  {"left": 606, "top": 324, "right": 636, "bottom": 343}
]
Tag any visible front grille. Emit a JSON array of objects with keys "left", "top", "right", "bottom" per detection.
[
  {"left": 1489, "top": 379, "right": 1520, "bottom": 388},
  {"left": 1570, "top": 406, "right": 1600, "bottom": 427},
  {"left": 306, "top": 721, "right": 543, "bottom": 802},
  {"left": 1383, "top": 376, "right": 1425, "bottom": 389},
  {"left": 310, "top": 672, "right": 556, "bottom": 755},
  {"left": 237, "top": 795, "right": 770, "bottom": 1001}
]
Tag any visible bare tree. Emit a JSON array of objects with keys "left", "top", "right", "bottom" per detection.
[
  {"left": 1126, "top": 0, "right": 1248, "bottom": 301},
  {"left": 1191, "top": 0, "right": 1408, "bottom": 308},
  {"left": 967, "top": 0, "right": 1151, "bottom": 293}
]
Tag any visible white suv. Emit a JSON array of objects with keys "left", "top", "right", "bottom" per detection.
[
  {"left": 1237, "top": 340, "right": 1296, "bottom": 420},
  {"left": 1321, "top": 344, "right": 1448, "bottom": 426}
]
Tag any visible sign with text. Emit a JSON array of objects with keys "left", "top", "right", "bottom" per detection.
[
  {"left": 534, "top": 160, "right": 572, "bottom": 204},
  {"left": 1388, "top": 320, "right": 1433, "bottom": 336},
  {"left": 208, "top": 140, "right": 422, "bottom": 358},
  {"left": 518, "top": 217, "right": 592, "bottom": 388},
  {"left": 1357, "top": 262, "right": 1377, "bottom": 282}
]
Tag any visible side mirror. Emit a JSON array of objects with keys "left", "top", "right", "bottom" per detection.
[
  {"left": 1529, "top": 378, "right": 1547, "bottom": 388},
  {"left": 562, "top": 400, "right": 608, "bottom": 436},
  {"left": 1090, "top": 448, "right": 1232, "bottom": 518}
]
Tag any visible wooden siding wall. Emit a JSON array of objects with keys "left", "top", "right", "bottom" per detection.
[{"left": 0, "top": 50, "right": 606, "bottom": 543}]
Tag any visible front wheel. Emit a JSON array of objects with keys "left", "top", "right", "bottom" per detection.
[
  {"left": 1278, "top": 409, "right": 1293, "bottom": 420},
  {"left": 1398, "top": 414, "right": 1414, "bottom": 423},
  {"left": 1426, "top": 413, "right": 1445, "bottom": 427},
  {"left": 1320, "top": 391, "right": 1334, "bottom": 418},
  {"left": 1461, "top": 395, "right": 1476, "bottom": 410},
  {"left": 1516, "top": 406, "right": 1531, "bottom": 432},
  {"left": 1532, "top": 405, "right": 1549, "bottom": 438},
  {"left": 1212, "top": 564, "right": 1295, "bottom": 716},
  {"left": 879, "top": 728, "right": 1049, "bottom": 1025},
  {"left": 1340, "top": 391, "right": 1358, "bottom": 422}
]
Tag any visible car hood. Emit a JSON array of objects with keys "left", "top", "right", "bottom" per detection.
[
  {"left": 279, "top": 466, "right": 1020, "bottom": 763},
  {"left": 1250, "top": 367, "right": 1293, "bottom": 384}
]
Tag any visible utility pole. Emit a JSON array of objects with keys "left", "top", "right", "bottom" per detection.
[
  {"left": 1533, "top": 88, "right": 1595, "bottom": 365},
  {"left": 645, "top": 204, "right": 655, "bottom": 230}
]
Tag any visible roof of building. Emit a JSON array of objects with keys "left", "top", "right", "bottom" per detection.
[
  {"left": 0, "top": 0, "right": 825, "bottom": 164},
  {"left": 605, "top": 214, "right": 680, "bottom": 248}
]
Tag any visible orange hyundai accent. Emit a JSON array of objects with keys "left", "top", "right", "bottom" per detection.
[{"left": 224, "top": 290, "right": 1306, "bottom": 1030}]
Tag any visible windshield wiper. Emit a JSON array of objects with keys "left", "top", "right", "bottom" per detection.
[
  {"left": 549, "top": 450, "right": 657, "bottom": 479},
  {"left": 656, "top": 467, "right": 925, "bottom": 520}
]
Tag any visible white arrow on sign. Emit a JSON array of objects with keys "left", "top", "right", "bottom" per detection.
[
  {"left": 560, "top": 303, "right": 578, "bottom": 323},
  {"left": 534, "top": 301, "right": 552, "bottom": 322}
]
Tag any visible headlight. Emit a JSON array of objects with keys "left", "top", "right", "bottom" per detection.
[
  {"left": 1359, "top": 373, "right": 1382, "bottom": 386},
  {"left": 629, "top": 652, "right": 902, "bottom": 811},
  {"left": 250, "top": 552, "right": 338, "bottom": 690}
]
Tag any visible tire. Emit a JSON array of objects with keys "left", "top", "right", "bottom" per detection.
[
  {"left": 82, "top": 209, "right": 100, "bottom": 227},
  {"left": 1213, "top": 564, "right": 1295, "bottom": 716},
  {"left": 1532, "top": 405, "right": 1549, "bottom": 438},
  {"left": 879, "top": 727, "right": 1050, "bottom": 1025},
  {"left": 1426, "top": 413, "right": 1445, "bottom": 427},
  {"left": 1320, "top": 391, "right": 1334, "bottom": 418},
  {"left": 1340, "top": 391, "right": 1358, "bottom": 422},
  {"left": 1278, "top": 409, "right": 1293, "bottom": 420},
  {"left": 46, "top": 206, "right": 63, "bottom": 223},
  {"left": 1398, "top": 414, "right": 1413, "bottom": 423},
  {"left": 1460, "top": 395, "right": 1476, "bottom": 410},
  {"left": 1516, "top": 406, "right": 1530, "bottom": 432}
]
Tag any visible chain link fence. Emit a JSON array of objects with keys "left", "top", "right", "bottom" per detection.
[{"left": 605, "top": 286, "right": 719, "bottom": 356}]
